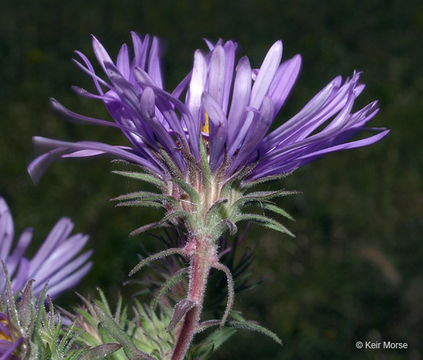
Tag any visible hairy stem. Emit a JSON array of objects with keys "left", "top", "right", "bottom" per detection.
[{"left": 171, "top": 236, "right": 216, "bottom": 360}]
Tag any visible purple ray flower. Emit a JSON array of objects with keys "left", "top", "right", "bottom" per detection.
[
  {"left": 0, "top": 197, "right": 93, "bottom": 298},
  {"left": 28, "top": 33, "right": 388, "bottom": 184}
]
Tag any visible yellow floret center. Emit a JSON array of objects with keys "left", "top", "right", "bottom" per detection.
[
  {"left": 0, "top": 319, "right": 12, "bottom": 342},
  {"left": 201, "top": 112, "right": 210, "bottom": 135}
]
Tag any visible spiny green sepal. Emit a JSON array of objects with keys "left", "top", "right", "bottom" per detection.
[
  {"left": 112, "top": 170, "right": 165, "bottom": 188},
  {"left": 234, "top": 213, "right": 295, "bottom": 237}
]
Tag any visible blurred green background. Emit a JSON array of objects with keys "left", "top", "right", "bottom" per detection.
[{"left": 1, "top": 0, "right": 422, "bottom": 358}]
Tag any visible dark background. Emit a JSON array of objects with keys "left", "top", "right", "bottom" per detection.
[{"left": 1, "top": 0, "right": 422, "bottom": 359}]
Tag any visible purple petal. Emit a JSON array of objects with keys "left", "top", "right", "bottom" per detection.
[
  {"left": 41, "top": 250, "right": 93, "bottom": 291},
  {"left": 62, "top": 149, "right": 106, "bottom": 158},
  {"left": 31, "top": 234, "right": 89, "bottom": 286},
  {"left": 229, "top": 41, "right": 282, "bottom": 156},
  {"left": 186, "top": 50, "right": 207, "bottom": 130},
  {"left": 135, "top": 68, "right": 200, "bottom": 158},
  {"left": 250, "top": 40, "right": 283, "bottom": 109},
  {"left": 28, "top": 147, "right": 69, "bottom": 185},
  {"left": 148, "top": 36, "right": 164, "bottom": 88},
  {"left": 11, "top": 258, "right": 29, "bottom": 294},
  {"left": 268, "top": 54, "right": 302, "bottom": 115},
  {"left": 6, "top": 228, "right": 32, "bottom": 276},
  {"left": 131, "top": 32, "right": 149, "bottom": 71},
  {"left": 208, "top": 45, "right": 226, "bottom": 107},
  {"left": 297, "top": 129, "right": 390, "bottom": 161},
  {"left": 0, "top": 198, "right": 14, "bottom": 260},
  {"left": 116, "top": 43, "right": 131, "bottom": 79},
  {"left": 229, "top": 96, "right": 274, "bottom": 172},
  {"left": 0, "top": 337, "right": 23, "bottom": 360},
  {"left": 227, "top": 56, "right": 252, "bottom": 144},
  {"left": 222, "top": 41, "right": 238, "bottom": 114},
  {"left": 202, "top": 92, "right": 227, "bottom": 170},
  {"left": 50, "top": 98, "right": 119, "bottom": 128},
  {"left": 46, "top": 262, "right": 92, "bottom": 298},
  {"left": 172, "top": 71, "right": 191, "bottom": 98},
  {"left": 28, "top": 217, "right": 74, "bottom": 276},
  {"left": 262, "top": 76, "right": 342, "bottom": 150},
  {"left": 91, "top": 35, "right": 114, "bottom": 72},
  {"left": 73, "top": 50, "right": 109, "bottom": 94}
]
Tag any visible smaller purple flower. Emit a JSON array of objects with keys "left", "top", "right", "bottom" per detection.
[
  {"left": 0, "top": 312, "right": 21, "bottom": 360},
  {"left": 0, "top": 197, "right": 93, "bottom": 298}
]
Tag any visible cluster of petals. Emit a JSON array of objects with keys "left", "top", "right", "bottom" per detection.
[
  {"left": 0, "top": 197, "right": 92, "bottom": 298},
  {"left": 28, "top": 32, "right": 388, "bottom": 183}
]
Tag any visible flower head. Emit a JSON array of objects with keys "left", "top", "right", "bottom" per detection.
[
  {"left": 28, "top": 33, "right": 388, "bottom": 242},
  {"left": 0, "top": 197, "right": 92, "bottom": 298},
  {"left": 29, "top": 33, "right": 387, "bottom": 181}
]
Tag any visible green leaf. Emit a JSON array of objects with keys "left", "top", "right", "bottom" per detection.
[
  {"left": 112, "top": 170, "right": 165, "bottom": 188},
  {"left": 206, "top": 199, "right": 228, "bottom": 224},
  {"left": 76, "top": 343, "right": 122, "bottom": 360},
  {"left": 196, "top": 320, "right": 221, "bottom": 334},
  {"left": 128, "top": 248, "right": 187, "bottom": 277},
  {"left": 158, "top": 148, "right": 184, "bottom": 179},
  {"left": 229, "top": 320, "right": 282, "bottom": 345},
  {"left": 261, "top": 203, "right": 295, "bottom": 221},
  {"left": 233, "top": 190, "right": 299, "bottom": 208},
  {"left": 212, "top": 219, "right": 238, "bottom": 238},
  {"left": 111, "top": 191, "right": 178, "bottom": 206},
  {"left": 152, "top": 268, "right": 188, "bottom": 310},
  {"left": 130, "top": 210, "right": 191, "bottom": 236},
  {"left": 95, "top": 305, "right": 155, "bottom": 360},
  {"left": 129, "top": 221, "right": 169, "bottom": 236},
  {"left": 240, "top": 171, "right": 294, "bottom": 190},
  {"left": 115, "top": 200, "right": 164, "bottom": 209},
  {"left": 171, "top": 178, "right": 200, "bottom": 205},
  {"left": 234, "top": 213, "right": 295, "bottom": 237}
]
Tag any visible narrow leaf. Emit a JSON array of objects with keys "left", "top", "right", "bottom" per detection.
[
  {"left": 167, "top": 298, "right": 196, "bottom": 332},
  {"left": 95, "top": 305, "right": 155, "bottom": 360},
  {"left": 262, "top": 203, "right": 295, "bottom": 221},
  {"left": 229, "top": 320, "right": 282, "bottom": 345},
  {"left": 232, "top": 190, "right": 299, "bottom": 209},
  {"left": 241, "top": 171, "right": 294, "bottom": 190},
  {"left": 128, "top": 247, "right": 187, "bottom": 277},
  {"left": 152, "top": 268, "right": 188, "bottom": 310},
  {"left": 129, "top": 221, "right": 169, "bottom": 236},
  {"left": 196, "top": 320, "right": 221, "bottom": 334},
  {"left": 206, "top": 199, "right": 228, "bottom": 222},
  {"left": 171, "top": 178, "right": 200, "bottom": 204},
  {"left": 112, "top": 170, "right": 165, "bottom": 187},
  {"left": 77, "top": 343, "right": 122, "bottom": 360},
  {"left": 111, "top": 191, "right": 178, "bottom": 205},
  {"left": 116, "top": 200, "right": 163, "bottom": 209},
  {"left": 212, "top": 262, "right": 234, "bottom": 328},
  {"left": 234, "top": 213, "right": 294, "bottom": 237}
]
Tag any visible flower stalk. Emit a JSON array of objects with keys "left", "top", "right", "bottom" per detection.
[{"left": 171, "top": 235, "right": 217, "bottom": 360}]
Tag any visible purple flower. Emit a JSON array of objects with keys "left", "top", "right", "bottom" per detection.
[
  {"left": 25, "top": 34, "right": 389, "bottom": 360},
  {"left": 0, "top": 312, "right": 21, "bottom": 360},
  {"left": 28, "top": 33, "right": 388, "bottom": 184},
  {"left": 0, "top": 197, "right": 92, "bottom": 298}
]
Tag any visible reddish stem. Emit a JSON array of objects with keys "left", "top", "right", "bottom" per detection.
[{"left": 171, "top": 237, "right": 216, "bottom": 360}]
